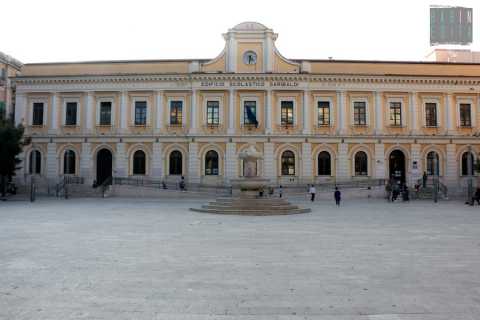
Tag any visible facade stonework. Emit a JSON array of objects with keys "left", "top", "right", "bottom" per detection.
[{"left": 13, "top": 22, "right": 480, "bottom": 192}]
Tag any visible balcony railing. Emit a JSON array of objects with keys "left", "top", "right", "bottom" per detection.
[
  {"left": 202, "top": 123, "right": 225, "bottom": 133},
  {"left": 275, "top": 123, "right": 299, "bottom": 134},
  {"left": 240, "top": 123, "right": 262, "bottom": 134},
  {"left": 166, "top": 124, "right": 188, "bottom": 134}
]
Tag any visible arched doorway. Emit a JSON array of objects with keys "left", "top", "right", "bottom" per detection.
[
  {"left": 389, "top": 150, "right": 406, "bottom": 183},
  {"left": 96, "top": 149, "right": 112, "bottom": 185}
]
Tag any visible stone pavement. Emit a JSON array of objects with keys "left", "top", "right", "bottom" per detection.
[{"left": 1, "top": 198, "right": 480, "bottom": 319}]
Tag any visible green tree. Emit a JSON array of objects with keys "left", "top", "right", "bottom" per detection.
[{"left": 0, "top": 120, "right": 24, "bottom": 196}]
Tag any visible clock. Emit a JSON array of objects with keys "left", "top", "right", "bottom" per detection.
[{"left": 243, "top": 51, "right": 257, "bottom": 65}]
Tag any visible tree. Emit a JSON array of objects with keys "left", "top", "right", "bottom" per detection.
[{"left": 0, "top": 119, "right": 24, "bottom": 196}]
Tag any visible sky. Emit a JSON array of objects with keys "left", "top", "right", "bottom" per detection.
[{"left": 2, "top": 0, "right": 479, "bottom": 63}]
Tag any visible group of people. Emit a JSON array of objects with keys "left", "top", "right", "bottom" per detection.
[{"left": 385, "top": 180, "right": 409, "bottom": 202}]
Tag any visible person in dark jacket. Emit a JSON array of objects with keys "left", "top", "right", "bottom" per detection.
[
  {"left": 334, "top": 187, "right": 341, "bottom": 206},
  {"left": 422, "top": 171, "right": 428, "bottom": 188}
]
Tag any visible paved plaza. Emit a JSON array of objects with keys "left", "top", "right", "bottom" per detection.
[{"left": 1, "top": 197, "right": 480, "bottom": 320}]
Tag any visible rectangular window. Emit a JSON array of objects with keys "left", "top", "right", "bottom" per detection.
[
  {"left": 134, "top": 101, "right": 147, "bottom": 125},
  {"left": 170, "top": 101, "right": 183, "bottom": 125},
  {"left": 65, "top": 102, "right": 77, "bottom": 126},
  {"left": 459, "top": 103, "right": 472, "bottom": 127},
  {"left": 425, "top": 103, "right": 437, "bottom": 127},
  {"left": 389, "top": 102, "right": 402, "bottom": 126},
  {"left": 280, "top": 101, "right": 294, "bottom": 126},
  {"left": 32, "top": 102, "right": 44, "bottom": 126},
  {"left": 99, "top": 101, "right": 112, "bottom": 125},
  {"left": 206, "top": 101, "right": 219, "bottom": 126},
  {"left": 353, "top": 101, "right": 367, "bottom": 125},
  {"left": 317, "top": 101, "right": 330, "bottom": 126},
  {"left": 244, "top": 101, "right": 257, "bottom": 126}
]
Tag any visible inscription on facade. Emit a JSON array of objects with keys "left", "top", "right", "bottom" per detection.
[{"left": 200, "top": 81, "right": 298, "bottom": 88}]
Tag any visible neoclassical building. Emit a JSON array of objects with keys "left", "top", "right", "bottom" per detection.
[{"left": 13, "top": 22, "right": 480, "bottom": 192}]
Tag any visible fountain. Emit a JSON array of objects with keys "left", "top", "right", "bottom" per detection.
[{"left": 190, "top": 144, "right": 311, "bottom": 215}]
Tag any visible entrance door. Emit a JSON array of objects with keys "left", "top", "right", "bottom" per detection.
[
  {"left": 96, "top": 149, "right": 113, "bottom": 185},
  {"left": 389, "top": 150, "right": 406, "bottom": 183}
]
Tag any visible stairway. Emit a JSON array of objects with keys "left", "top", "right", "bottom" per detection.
[{"left": 190, "top": 197, "right": 311, "bottom": 215}]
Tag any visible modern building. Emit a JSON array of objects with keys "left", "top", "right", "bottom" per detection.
[
  {"left": 0, "top": 52, "right": 22, "bottom": 120},
  {"left": 13, "top": 22, "right": 480, "bottom": 193}
]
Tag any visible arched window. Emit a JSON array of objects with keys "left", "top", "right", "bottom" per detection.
[
  {"left": 354, "top": 151, "right": 368, "bottom": 176},
  {"left": 169, "top": 151, "right": 183, "bottom": 175},
  {"left": 461, "top": 152, "right": 475, "bottom": 176},
  {"left": 29, "top": 150, "right": 41, "bottom": 174},
  {"left": 318, "top": 151, "right": 331, "bottom": 176},
  {"left": 426, "top": 151, "right": 440, "bottom": 176},
  {"left": 205, "top": 150, "right": 219, "bottom": 176},
  {"left": 132, "top": 150, "right": 146, "bottom": 175},
  {"left": 281, "top": 151, "right": 295, "bottom": 176},
  {"left": 63, "top": 150, "right": 76, "bottom": 175}
]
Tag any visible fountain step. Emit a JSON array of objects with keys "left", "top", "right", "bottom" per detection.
[
  {"left": 202, "top": 205, "right": 300, "bottom": 210},
  {"left": 190, "top": 207, "right": 311, "bottom": 215}
]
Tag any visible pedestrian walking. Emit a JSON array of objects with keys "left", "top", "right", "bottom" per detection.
[
  {"left": 334, "top": 187, "right": 341, "bottom": 206},
  {"left": 278, "top": 185, "right": 283, "bottom": 198},
  {"left": 308, "top": 184, "right": 316, "bottom": 202}
]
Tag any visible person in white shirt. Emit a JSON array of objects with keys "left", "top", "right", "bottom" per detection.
[{"left": 308, "top": 184, "right": 316, "bottom": 202}]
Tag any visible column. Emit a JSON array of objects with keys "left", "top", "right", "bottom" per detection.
[
  {"left": 409, "top": 92, "right": 418, "bottom": 134},
  {"left": 228, "top": 89, "right": 235, "bottom": 134},
  {"left": 115, "top": 142, "right": 128, "bottom": 177},
  {"left": 46, "top": 142, "right": 58, "bottom": 180},
  {"left": 265, "top": 90, "right": 272, "bottom": 134},
  {"left": 263, "top": 142, "right": 275, "bottom": 181},
  {"left": 85, "top": 92, "right": 94, "bottom": 133},
  {"left": 188, "top": 142, "right": 200, "bottom": 183},
  {"left": 336, "top": 143, "right": 349, "bottom": 181},
  {"left": 302, "top": 90, "right": 310, "bottom": 134},
  {"left": 301, "top": 142, "right": 312, "bottom": 183},
  {"left": 152, "top": 142, "right": 163, "bottom": 178},
  {"left": 189, "top": 90, "right": 198, "bottom": 134},
  {"left": 445, "top": 93, "right": 455, "bottom": 133},
  {"left": 337, "top": 91, "right": 346, "bottom": 134},
  {"left": 155, "top": 91, "right": 164, "bottom": 133},
  {"left": 374, "top": 91, "right": 383, "bottom": 134},
  {"left": 410, "top": 144, "right": 421, "bottom": 185},
  {"left": 14, "top": 92, "right": 26, "bottom": 126},
  {"left": 120, "top": 91, "right": 128, "bottom": 131},
  {"left": 374, "top": 143, "right": 385, "bottom": 180},
  {"left": 80, "top": 142, "right": 93, "bottom": 184},
  {"left": 225, "top": 142, "right": 237, "bottom": 182},
  {"left": 445, "top": 144, "right": 457, "bottom": 189},
  {"left": 49, "top": 92, "right": 58, "bottom": 134}
]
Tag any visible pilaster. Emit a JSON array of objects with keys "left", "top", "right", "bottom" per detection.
[
  {"left": 188, "top": 142, "right": 200, "bottom": 183},
  {"left": 85, "top": 92, "right": 94, "bottom": 133},
  {"left": 189, "top": 90, "right": 198, "bottom": 134},
  {"left": 14, "top": 92, "right": 26, "bottom": 126},
  {"left": 155, "top": 91, "right": 164, "bottom": 133},
  {"left": 49, "top": 92, "right": 58, "bottom": 134},
  {"left": 374, "top": 143, "right": 385, "bottom": 180},
  {"left": 228, "top": 89, "right": 235, "bottom": 134},
  {"left": 409, "top": 92, "right": 418, "bottom": 134},
  {"left": 337, "top": 91, "right": 346, "bottom": 135},
  {"left": 445, "top": 144, "right": 457, "bottom": 188},
  {"left": 115, "top": 142, "right": 128, "bottom": 177},
  {"left": 120, "top": 91, "right": 128, "bottom": 132},
  {"left": 301, "top": 142, "right": 312, "bottom": 183},
  {"left": 80, "top": 143, "right": 93, "bottom": 184},
  {"left": 302, "top": 90, "right": 310, "bottom": 134},
  {"left": 225, "top": 142, "right": 237, "bottom": 182},
  {"left": 263, "top": 142, "right": 275, "bottom": 181},
  {"left": 46, "top": 142, "right": 58, "bottom": 180},
  {"left": 410, "top": 143, "right": 421, "bottom": 185},
  {"left": 336, "top": 143, "right": 349, "bottom": 181},
  {"left": 152, "top": 142, "right": 163, "bottom": 178},
  {"left": 265, "top": 90, "right": 272, "bottom": 134},
  {"left": 374, "top": 91, "right": 383, "bottom": 134},
  {"left": 445, "top": 93, "right": 455, "bottom": 133}
]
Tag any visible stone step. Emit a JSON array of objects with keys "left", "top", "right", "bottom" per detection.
[
  {"left": 202, "top": 204, "right": 300, "bottom": 211},
  {"left": 190, "top": 207, "right": 311, "bottom": 215}
]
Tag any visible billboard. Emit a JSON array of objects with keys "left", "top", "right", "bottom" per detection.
[{"left": 430, "top": 6, "right": 473, "bottom": 45}]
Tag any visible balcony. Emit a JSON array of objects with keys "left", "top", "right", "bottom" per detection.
[
  {"left": 314, "top": 124, "right": 336, "bottom": 135},
  {"left": 202, "top": 123, "right": 225, "bottom": 134},
  {"left": 240, "top": 123, "right": 262, "bottom": 134},
  {"left": 275, "top": 123, "right": 300, "bottom": 134},
  {"left": 129, "top": 125, "right": 153, "bottom": 135},
  {"left": 94, "top": 125, "right": 116, "bottom": 135},
  {"left": 166, "top": 124, "right": 187, "bottom": 135}
]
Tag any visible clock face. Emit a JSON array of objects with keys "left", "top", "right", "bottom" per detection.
[{"left": 243, "top": 51, "right": 257, "bottom": 65}]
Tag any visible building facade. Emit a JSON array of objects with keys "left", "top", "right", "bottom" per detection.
[
  {"left": 0, "top": 52, "right": 22, "bottom": 120},
  {"left": 13, "top": 22, "right": 480, "bottom": 192}
]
